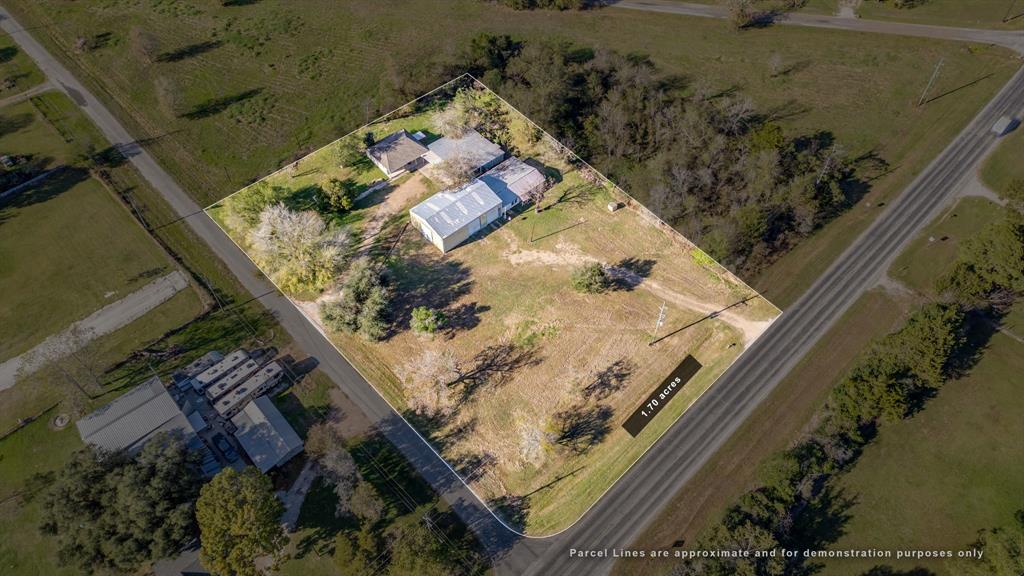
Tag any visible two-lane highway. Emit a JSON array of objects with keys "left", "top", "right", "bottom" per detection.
[{"left": 501, "top": 61, "right": 1024, "bottom": 576}]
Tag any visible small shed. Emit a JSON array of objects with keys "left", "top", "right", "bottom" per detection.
[{"left": 366, "top": 129, "right": 429, "bottom": 178}]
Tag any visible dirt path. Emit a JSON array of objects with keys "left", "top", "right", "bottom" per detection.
[
  {"left": 355, "top": 173, "right": 427, "bottom": 259},
  {"left": 505, "top": 240, "right": 772, "bottom": 344}
]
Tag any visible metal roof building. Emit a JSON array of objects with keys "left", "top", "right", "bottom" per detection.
[
  {"left": 479, "top": 157, "right": 546, "bottom": 207},
  {"left": 423, "top": 129, "right": 504, "bottom": 174},
  {"left": 409, "top": 178, "right": 504, "bottom": 253},
  {"left": 76, "top": 376, "right": 197, "bottom": 453},
  {"left": 231, "top": 396, "right": 304, "bottom": 473}
]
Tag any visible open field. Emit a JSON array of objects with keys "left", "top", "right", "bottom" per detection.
[
  {"left": 0, "top": 32, "right": 44, "bottom": 98},
  {"left": 820, "top": 322, "right": 1024, "bottom": 576},
  {"left": 209, "top": 81, "right": 779, "bottom": 534},
  {"left": 980, "top": 124, "right": 1024, "bottom": 194},
  {"left": 0, "top": 92, "right": 204, "bottom": 361},
  {"left": 3, "top": 0, "right": 1018, "bottom": 309}
]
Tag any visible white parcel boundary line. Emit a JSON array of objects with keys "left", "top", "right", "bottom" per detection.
[{"left": 202, "top": 74, "right": 782, "bottom": 538}]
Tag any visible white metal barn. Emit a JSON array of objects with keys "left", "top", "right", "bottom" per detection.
[{"left": 410, "top": 156, "right": 545, "bottom": 253}]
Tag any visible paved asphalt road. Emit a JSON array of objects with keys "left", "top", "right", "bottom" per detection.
[
  {"left": 3, "top": 5, "right": 1022, "bottom": 576},
  {"left": 612, "top": 0, "right": 1024, "bottom": 54}
]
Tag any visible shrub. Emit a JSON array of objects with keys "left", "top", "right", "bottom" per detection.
[
  {"left": 410, "top": 306, "right": 447, "bottom": 334},
  {"left": 571, "top": 262, "right": 610, "bottom": 294},
  {"left": 321, "top": 178, "right": 360, "bottom": 212}
]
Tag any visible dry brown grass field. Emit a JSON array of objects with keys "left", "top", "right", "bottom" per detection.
[{"left": 209, "top": 82, "right": 780, "bottom": 533}]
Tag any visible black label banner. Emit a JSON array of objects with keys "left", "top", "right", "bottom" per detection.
[{"left": 622, "top": 355, "right": 702, "bottom": 437}]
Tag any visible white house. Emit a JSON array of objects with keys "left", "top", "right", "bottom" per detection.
[{"left": 410, "top": 156, "right": 546, "bottom": 253}]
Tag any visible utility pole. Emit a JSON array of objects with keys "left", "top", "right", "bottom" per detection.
[
  {"left": 650, "top": 301, "right": 667, "bottom": 345},
  {"left": 917, "top": 58, "right": 944, "bottom": 107}
]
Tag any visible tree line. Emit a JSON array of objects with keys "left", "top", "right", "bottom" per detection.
[
  {"left": 460, "top": 34, "right": 857, "bottom": 275},
  {"left": 672, "top": 188, "right": 1023, "bottom": 575}
]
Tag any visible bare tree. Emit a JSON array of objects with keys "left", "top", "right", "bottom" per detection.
[
  {"left": 306, "top": 423, "right": 359, "bottom": 518},
  {"left": 249, "top": 203, "right": 348, "bottom": 293},
  {"left": 403, "top": 348, "right": 461, "bottom": 416},
  {"left": 435, "top": 154, "right": 477, "bottom": 188}
]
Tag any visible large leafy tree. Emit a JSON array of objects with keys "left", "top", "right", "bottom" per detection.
[
  {"left": 196, "top": 467, "right": 286, "bottom": 576},
  {"left": 39, "top": 434, "right": 202, "bottom": 573}
]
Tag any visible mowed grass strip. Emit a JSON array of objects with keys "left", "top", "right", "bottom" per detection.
[
  {"left": 857, "top": 0, "right": 1024, "bottom": 30},
  {"left": 889, "top": 196, "right": 1004, "bottom": 294},
  {"left": 980, "top": 125, "right": 1024, "bottom": 195}
]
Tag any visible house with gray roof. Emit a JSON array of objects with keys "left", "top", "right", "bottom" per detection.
[
  {"left": 76, "top": 376, "right": 197, "bottom": 453},
  {"left": 423, "top": 128, "right": 505, "bottom": 175},
  {"left": 410, "top": 155, "right": 546, "bottom": 253},
  {"left": 366, "top": 129, "right": 429, "bottom": 179},
  {"left": 230, "top": 396, "right": 303, "bottom": 473}
]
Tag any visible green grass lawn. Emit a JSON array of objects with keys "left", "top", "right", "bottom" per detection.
[
  {"left": 0, "top": 33, "right": 44, "bottom": 99},
  {"left": 980, "top": 125, "right": 1024, "bottom": 195},
  {"left": 858, "top": 0, "right": 1024, "bottom": 30},
  {"left": 889, "top": 196, "right": 1004, "bottom": 294},
  {"left": 822, "top": 323, "right": 1024, "bottom": 576},
  {"left": 0, "top": 93, "right": 203, "bottom": 361}
]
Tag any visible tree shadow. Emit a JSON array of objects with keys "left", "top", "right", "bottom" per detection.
[
  {"left": 787, "top": 484, "right": 857, "bottom": 552},
  {"left": 553, "top": 403, "right": 613, "bottom": 455},
  {"left": 291, "top": 477, "right": 359, "bottom": 559},
  {"left": 388, "top": 252, "right": 474, "bottom": 332},
  {"left": 181, "top": 88, "right": 262, "bottom": 120},
  {"left": 443, "top": 302, "right": 490, "bottom": 336},
  {"left": 222, "top": 0, "right": 262, "bottom": 5},
  {"left": 582, "top": 358, "right": 635, "bottom": 400},
  {"left": 0, "top": 46, "right": 17, "bottom": 64},
  {"left": 0, "top": 112, "right": 34, "bottom": 137},
  {"left": 489, "top": 494, "right": 531, "bottom": 534},
  {"left": 0, "top": 165, "right": 86, "bottom": 227},
  {"left": 608, "top": 257, "right": 656, "bottom": 291},
  {"left": 453, "top": 341, "right": 541, "bottom": 403},
  {"left": 155, "top": 40, "right": 223, "bottom": 63}
]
